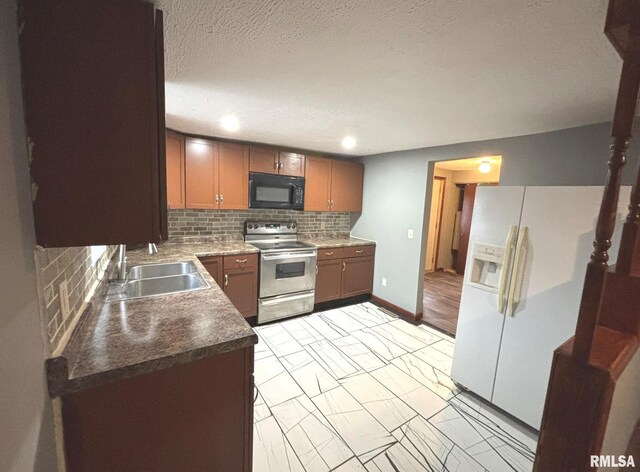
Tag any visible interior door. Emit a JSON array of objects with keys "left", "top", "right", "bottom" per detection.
[
  {"left": 218, "top": 142, "right": 248, "bottom": 210},
  {"left": 451, "top": 186, "right": 526, "bottom": 402},
  {"left": 185, "top": 139, "right": 218, "bottom": 209},
  {"left": 491, "top": 186, "right": 631, "bottom": 429},
  {"left": 425, "top": 178, "right": 445, "bottom": 271},
  {"left": 279, "top": 152, "right": 305, "bottom": 177},
  {"left": 249, "top": 147, "right": 279, "bottom": 175},
  {"left": 304, "top": 156, "right": 332, "bottom": 211},
  {"left": 331, "top": 160, "right": 364, "bottom": 212},
  {"left": 456, "top": 184, "right": 477, "bottom": 275}
]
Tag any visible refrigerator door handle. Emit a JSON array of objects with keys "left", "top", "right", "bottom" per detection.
[
  {"left": 498, "top": 225, "right": 518, "bottom": 313},
  {"left": 506, "top": 226, "right": 528, "bottom": 317}
]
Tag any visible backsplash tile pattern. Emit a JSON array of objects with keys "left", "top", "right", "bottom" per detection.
[
  {"left": 168, "top": 209, "right": 351, "bottom": 238},
  {"left": 35, "top": 245, "right": 117, "bottom": 353}
]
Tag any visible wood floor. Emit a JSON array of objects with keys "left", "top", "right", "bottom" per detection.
[{"left": 422, "top": 270, "right": 463, "bottom": 336}]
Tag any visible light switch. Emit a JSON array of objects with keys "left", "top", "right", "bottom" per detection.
[
  {"left": 407, "top": 229, "right": 414, "bottom": 239},
  {"left": 382, "top": 277, "right": 387, "bottom": 287}
]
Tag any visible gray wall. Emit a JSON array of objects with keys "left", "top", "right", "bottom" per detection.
[
  {"left": 0, "top": 1, "right": 57, "bottom": 470},
  {"left": 351, "top": 122, "right": 640, "bottom": 314}
]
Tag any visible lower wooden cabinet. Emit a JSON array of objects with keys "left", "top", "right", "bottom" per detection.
[
  {"left": 61, "top": 347, "right": 254, "bottom": 472},
  {"left": 315, "top": 245, "right": 375, "bottom": 303},
  {"left": 199, "top": 254, "right": 258, "bottom": 317}
]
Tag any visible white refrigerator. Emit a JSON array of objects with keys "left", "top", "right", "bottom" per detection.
[{"left": 451, "top": 186, "right": 630, "bottom": 429}]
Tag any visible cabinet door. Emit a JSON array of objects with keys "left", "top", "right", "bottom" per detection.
[
  {"left": 18, "top": 0, "right": 163, "bottom": 246},
  {"left": 165, "top": 131, "right": 185, "bottom": 209},
  {"left": 341, "top": 256, "right": 374, "bottom": 298},
  {"left": 185, "top": 139, "right": 218, "bottom": 209},
  {"left": 199, "top": 256, "right": 223, "bottom": 286},
  {"left": 224, "top": 268, "right": 258, "bottom": 317},
  {"left": 249, "top": 147, "right": 279, "bottom": 175},
  {"left": 218, "top": 142, "right": 249, "bottom": 210},
  {"left": 304, "top": 156, "right": 332, "bottom": 211},
  {"left": 315, "top": 259, "right": 343, "bottom": 303},
  {"left": 331, "top": 160, "right": 364, "bottom": 212},
  {"left": 279, "top": 152, "right": 305, "bottom": 177}
]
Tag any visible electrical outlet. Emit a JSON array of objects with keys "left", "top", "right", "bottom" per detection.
[
  {"left": 59, "top": 280, "right": 71, "bottom": 321},
  {"left": 407, "top": 229, "right": 414, "bottom": 239},
  {"left": 382, "top": 277, "right": 387, "bottom": 287}
]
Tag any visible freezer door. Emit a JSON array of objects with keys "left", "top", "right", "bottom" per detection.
[
  {"left": 492, "top": 186, "right": 631, "bottom": 429},
  {"left": 451, "top": 186, "right": 525, "bottom": 401}
]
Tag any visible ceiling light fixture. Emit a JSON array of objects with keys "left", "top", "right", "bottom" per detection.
[
  {"left": 478, "top": 160, "right": 492, "bottom": 174},
  {"left": 341, "top": 136, "right": 356, "bottom": 150},
  {"left": 220, "top": 114, "right": 240, "bottom": 132}
]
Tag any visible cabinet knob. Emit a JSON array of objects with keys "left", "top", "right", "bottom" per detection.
[
  {"left": 220, "top": 194, "right": 224, "bottom": 203},
  {"left": 315, "top": 265, "right": 318, "bottom": 275},
  {"left": 342, "top": 262, "right": 346, "bottom": 272},
  {"left": 236, "top": 259, "right": 247, "bottom": 264},
  {"left": 355, "top": 249, "right": 363, "bottom": 254},
  {"left": 325, "top": 251, "right": 333, "bottom": 256},
  {"left": 224, "top": 274, "right": 229, "bottom": 286}
]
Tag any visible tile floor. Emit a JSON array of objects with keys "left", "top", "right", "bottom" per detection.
[{"left": 253, "top": 302, "right": 538, "bottom": 471}]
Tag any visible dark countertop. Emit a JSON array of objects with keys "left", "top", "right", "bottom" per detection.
[
  {"left": 46, "top": 240, "right": 259, "bottom": 397},
  {"left": 299, "top": 235, "right": 376, "bottom": 248}
]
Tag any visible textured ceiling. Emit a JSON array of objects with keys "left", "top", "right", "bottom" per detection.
[{"left": 157, "top": 0, "right": 620, "bottom": 156}]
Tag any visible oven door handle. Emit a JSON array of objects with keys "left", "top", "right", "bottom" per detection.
[
  {"left": 260, "top": 292, "right": 315, "bottom": 306},
  {"left": 262, "top": 252, "right": 317, "bottom": 261}
]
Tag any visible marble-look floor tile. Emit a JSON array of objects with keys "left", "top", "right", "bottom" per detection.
[
  {"left": 281, "top": 317, "right": 326, "bottom": 346},
  {"left": 258, "top": 323, "right": 305, "bottom": 358},
  {"left": 340, "top": 372, "right": 417, "bottom": 431},
  {"left": 351, "top": 328, "right": 407, "bottom": 361},
  {"left": 370, "top": 364, "right": 448, "bottom": 421},
  {"left": 388, "top": 319, "right": 444, "bottom": 346},
  {"left": 339, "top": 303, "right": 392, "bottom": 327},
  {"left": 430, "top": 338, "right": 455, "bottom": 357},
  {"left": 272, "top": 395, "right": 354, "bottom": 471},
  {"left": 365, "top": 443, "right": 430, "bottom": 472},
  {"left": 413, "top": 344, "right": 454, "bottom": 376},
  {"left": 254, "top": 388, "right": 271, "bottom": 422},
  {"left": 335, "top": 457, "right": 367, "bottom": 471},
  {"left": 254, "top": 333, "right": 275, "bottom": 360},
  {"left": 312, "top": 386, "right": 396, "bottom": 459},
  {"left": 367, "top": 323, "right": 427, "bottom": 352},
  {"left": 254, "top": 356, "right": 304, "bottom": 407},
  {"left": 319, "top": 309, "right": 367, "bottom": 334},
  {"left": 280, "top": 350, "right": 339, "bottom": 397},
  {"left": 332, "top": 335, "right": 387, "bottom": 372},
  {"left": 305, "top": 314, "right": 349, "bottom": 339},
  {"left": 253, "top": 415, "right": 305, "bottom": 472},
  {"left": 305, "top": 339, "right": 362, "bottom": 380},
  {"left": 391, "top": 353, "right": 458, "bottom": 400}
]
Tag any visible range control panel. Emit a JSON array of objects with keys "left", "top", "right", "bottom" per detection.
[{"left": 245, "top": 221, "right": 298, "bottom": 235}]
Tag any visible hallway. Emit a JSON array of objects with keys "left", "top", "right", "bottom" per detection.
[{"left": 422, "top": 271, "right": 463, "bottom": 336}]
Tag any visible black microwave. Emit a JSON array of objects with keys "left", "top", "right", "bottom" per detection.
[{"left": 249, "top": 172, "right": 305, "bottom": 210}]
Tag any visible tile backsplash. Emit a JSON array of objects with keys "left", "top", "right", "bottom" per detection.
[
  {"left": 168, "top": 209, "right": 351, "bottom": 238},
  {"left": 35, "top": 245, "right": 117, "bottom": 353}
]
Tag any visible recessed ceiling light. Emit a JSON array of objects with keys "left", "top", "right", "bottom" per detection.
[
  {"left": 341, "top": 136, "right": 356, "bottom": 150},
  {"left": 220, "top": 114, "right": 240, "bottom": 132},
  {"left": 478, "top": 160, "right": 492, "bottom": 174}
]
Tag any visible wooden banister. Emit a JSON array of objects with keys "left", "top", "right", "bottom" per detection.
[{"left": 534, "top": 2, "right": 640, "bottom": 469}]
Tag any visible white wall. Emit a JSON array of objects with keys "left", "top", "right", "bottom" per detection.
[
  {"left": 352, "top": 122, "right": 640, "bottom": 314},
  {"left": 0, "top": 0, "right": 57, "bottom": 469}
]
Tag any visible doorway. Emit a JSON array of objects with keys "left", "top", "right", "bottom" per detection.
[{"left": 422, "top": 156, "right": 502, "bottom": 336}]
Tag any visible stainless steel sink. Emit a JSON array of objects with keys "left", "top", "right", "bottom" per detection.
[
  {"left": 105, "top": 261, "right": 209, "bottom": 302},
  {"left": 128, "top": 261, "right": 198, "bottom": 280}
]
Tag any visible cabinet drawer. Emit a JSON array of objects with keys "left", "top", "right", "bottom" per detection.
[
  {"left": 317, "top": 247, "right": 343, "bottom": 261},
  {"left": 224, "top": 253, "right": 258, "bottom": 270},
  {"left": 342, "top": 245, "right": 375, "bottom": 259}
]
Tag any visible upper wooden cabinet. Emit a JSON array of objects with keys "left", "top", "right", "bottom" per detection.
[
  {"left": 166, "top": 131, "right": 186, "bottom": 209},
  {"left": 185, "top": 138, "right": 249, "bottom": 210},
  {"left": 218, "top": 142, "right": 249, "bottom": 210},
  {"left": 249, "top": 147, "right": 305, "bottom": 177},
  {"left": 18, "top": 0, "right": 166, "bottom": 247},
  {"left": 185, "top": 139, "right": 218, "bottom": 209},
  {"left": 304, "top": 157, "right": 364, "bottom": 212}
]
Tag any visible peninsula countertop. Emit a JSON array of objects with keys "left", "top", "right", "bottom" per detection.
[{"left": 46, "top": 240, "right": 259, "bottom": 397}]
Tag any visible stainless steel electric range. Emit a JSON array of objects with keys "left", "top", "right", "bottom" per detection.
[{"left": 245, "top": 221, "right": 317, "bottom": 324}]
